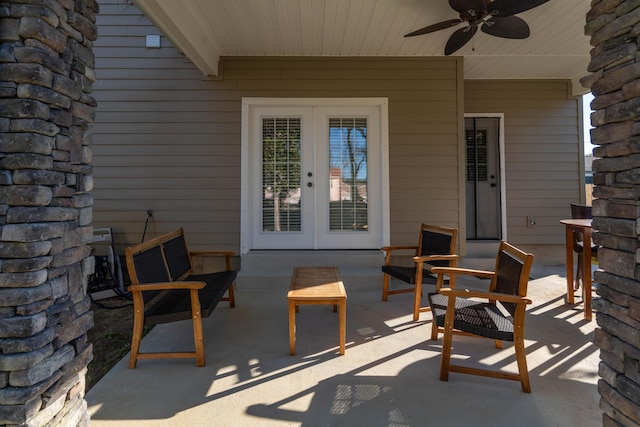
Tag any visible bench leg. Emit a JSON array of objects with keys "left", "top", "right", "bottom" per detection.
[
  {"left": 128, "top": 293, "right": 145, "bottom": 369},
  {"left": 228, "top": 282, "right": 236, "bottom": 308},
  {"left": 190, "top": 289, "right": 205, "bottom": 367}
]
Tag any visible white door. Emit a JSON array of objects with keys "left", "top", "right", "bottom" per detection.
[
  {"left": 465, "top": 117, "right": 503, "bottom": 240},
  {"left": 242, "top": 99, "right": 388, "bottom": 252}
]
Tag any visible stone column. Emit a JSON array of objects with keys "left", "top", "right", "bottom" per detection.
[
  {"left": 0, "top": 1, "right": 98, "bottom": 425},
  {"left": 583, "top": 1, "right": 640, "bottom": 426}
]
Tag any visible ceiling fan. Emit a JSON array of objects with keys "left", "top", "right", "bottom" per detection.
[{"left": 404, "top": 0, "right": 550, "bottom": 55}]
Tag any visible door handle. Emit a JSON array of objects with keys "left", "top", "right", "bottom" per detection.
[{"left": 307, "top": 182, "right": 313, "bottom": 187}]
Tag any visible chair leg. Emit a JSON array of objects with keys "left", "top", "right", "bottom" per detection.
[
  {"left": 382, "top": 273, "right": 390, "bottom": 301},
  {"left": 575, "top": 252, "right": 583, "bottom": 290},
  {"left": 413, "top": 281, "right": 422, "bottom": 321},
  {"left": 514, "top": 331, "right": 531, "bottom": 393},
  {"left": 439, "top": 302, "right": 456, "bottom": 381},
  {"left": 431, "top": 318, "right": 439, "bottom": 340},
  {"left": 128, "top": 294, "right": 145, "bottom": 369}
]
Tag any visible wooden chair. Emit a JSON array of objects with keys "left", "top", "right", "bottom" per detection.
[
  {"left": 427, "top": 241, "right": 534, "bottom": 392},
  {"left": 570, "top": 203, "right": 597, "bottom": 290},
  {"left": 381, "top": 224, "right": 459, "bottom": 321}
]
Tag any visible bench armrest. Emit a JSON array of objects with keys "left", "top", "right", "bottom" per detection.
[
  {"left": 190, "top": 250, "right": 235, "bottom": 271},
  {"left": 190, "top": 250, "right": 235, "bottom": 256},
  {"left": 128, "top": 281, "right": 206, "bottom": 292}
]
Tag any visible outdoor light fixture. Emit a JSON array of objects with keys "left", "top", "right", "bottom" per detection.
[{"left": 145, "top": 34, "right": 161, "bottom": 48}]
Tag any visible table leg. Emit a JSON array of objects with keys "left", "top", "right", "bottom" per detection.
[
  {"left": 288, "top": 300, "right": 296, "bottom": 355},
  {"left": 339, "top": 301, "right": 346, "bottom": 355},
  {"left": 565, "top": 224, "right": 575, "bottom": 304},
  {"left": 583, "top": 229, "right": 592, "bottom": 321}
]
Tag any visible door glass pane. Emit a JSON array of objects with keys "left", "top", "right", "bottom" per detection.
[
  {"left": 466, "top": 129, "right": 488, "bottom": 182},
  {"left": 328, "top": 118, "right": 368, "bottom": 232},
  {"left": 262, "top": 117, "right": 301, "bottom": 232}
]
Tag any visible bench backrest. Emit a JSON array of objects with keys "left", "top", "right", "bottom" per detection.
[{"left": 126, "top": 228, "right": 193, "bottom": 294}]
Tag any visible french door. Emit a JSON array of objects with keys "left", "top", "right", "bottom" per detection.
[
  {"left": 241, "top": 99, "right": 389, "bottom": 252},
  {"left": 465, "top": 116, "right": 504, "bottom": 240}
]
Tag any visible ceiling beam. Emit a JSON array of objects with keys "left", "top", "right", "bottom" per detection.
[{"left": 133, "top": 0, "right": 221, "bottom": 76}]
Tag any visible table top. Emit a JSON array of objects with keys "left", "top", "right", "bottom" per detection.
[
  {"left": 288, "top": 266, "right": 346, "bottom": 299},
  {"left": 560, "top": 218, "right": 592, "bottom": 228}
]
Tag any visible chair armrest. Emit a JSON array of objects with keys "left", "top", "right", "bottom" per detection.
[
  {"left": 381, "top": 245, "right": 419, "bottom": 265},
  {"left": 430, "top": 266, "right": 494, "bottom": 290},
  {"left": 381, "top": 245, "right": 418, "bottom": 253},
  {"left": 431, "top": 266, "right": 495, "bottom": 280},
  {"left": 439, "top": 287, "right": 532, "bottom": 305},
  {"left": 413, "top": 254, "right": 460, "bottom": 264},
  {"left": 128, "top": 281, "right": 206, "bottom": 292}
]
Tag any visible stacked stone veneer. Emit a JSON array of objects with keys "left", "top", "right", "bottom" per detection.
[
  {"left": 583, "top": 1, "right": 640, "bottom": 425},
  {"left": 0, "top": 0, "right": 98, "bottom": 426}
]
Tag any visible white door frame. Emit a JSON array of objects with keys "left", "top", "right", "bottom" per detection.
[
  {"left": 241, "top": 97, "right": 390, "bottom": 254},
  {"left": 464, "top": 113, "right": 507, "bottom": 241}
]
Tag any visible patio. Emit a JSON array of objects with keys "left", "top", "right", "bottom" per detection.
[{"left": 86, "top": 263, "right": 600, "bottom": 426}]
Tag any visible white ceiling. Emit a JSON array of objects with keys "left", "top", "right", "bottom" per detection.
[{"left": 133, "top": 0, "right": 592, "bottom": 95}]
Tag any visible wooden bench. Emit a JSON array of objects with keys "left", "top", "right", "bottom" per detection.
[{"left": 125, "top": 228, "right": 237, "bottom": 368}]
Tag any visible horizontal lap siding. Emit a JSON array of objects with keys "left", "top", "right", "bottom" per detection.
[
  {"left": 465, "top": 81, "right": 581, "bottom": 246},
  {"left": 94, "top": 0, "right": 461, "bottom": 251},
  {"left": 94, "top": 1, "right": 242, "bottom": 250}
]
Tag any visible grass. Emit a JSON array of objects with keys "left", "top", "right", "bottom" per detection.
[{"left": 86, "top": 295, "right": 153, "bottom": 391}]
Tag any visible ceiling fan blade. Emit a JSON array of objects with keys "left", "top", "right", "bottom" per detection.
[
  {"left": 488, "top": 0, "right": 549, "bottom": 18},
  {"left": 444, "top": 26, "right": 478, "bottom": 55},
  {"left": 449, "top": 0, "right": 487, "bottom": 15},
  {"left": 404, "top": 19, "right": 462, "bottom": 37},
  {"left": 481, "top": 16, "right": 530, "bottom": 39}
]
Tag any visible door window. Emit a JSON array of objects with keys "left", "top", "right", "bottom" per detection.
[
  {"left": 328, "top": 118, "right": 368, "bottom": 232},
  {"left": 261, "top": 117, "right": 302, "bottom": 233}
]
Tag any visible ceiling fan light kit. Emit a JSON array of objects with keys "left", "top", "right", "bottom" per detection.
[{"left": 404, "top": 0, "right": 550, "bottom": 55}]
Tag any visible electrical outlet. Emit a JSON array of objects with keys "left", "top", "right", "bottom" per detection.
[{"left": 527, "top": 216, "right": 537, "bottom": 228}]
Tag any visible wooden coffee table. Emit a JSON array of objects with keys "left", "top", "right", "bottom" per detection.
[{"left": 288, "top": 267, "right": 347, "bottom": 355}]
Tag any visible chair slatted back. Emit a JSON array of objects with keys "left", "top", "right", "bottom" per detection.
[
  {"left": 494, "top": 251, "right": 525, "bottom": 316},
  {"left": 570, "top": 203, "right": 592, "bottom": 247},
  {"left": 419, "top": 225, "right": 457, "bottom": 267},
  {"left": 164, "top": 234, "right": 192, "bottom": 281},
  {"left": 571, "top": 203, "right": 592, "bottom": 219},
  {"left": 491, "top": 242, "right": 534, "bottom": 316}
]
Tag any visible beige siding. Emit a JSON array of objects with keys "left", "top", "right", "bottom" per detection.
[
  {"left": 465, "top": 80, "right": 582, "bottom": 246},
  {"left": 93, "top": 0, "right": 462, "bottom": 251}
]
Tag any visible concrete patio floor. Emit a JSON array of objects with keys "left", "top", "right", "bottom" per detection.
[{"left": 86, "top": 264, "right": 600, "bottom": 426}]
